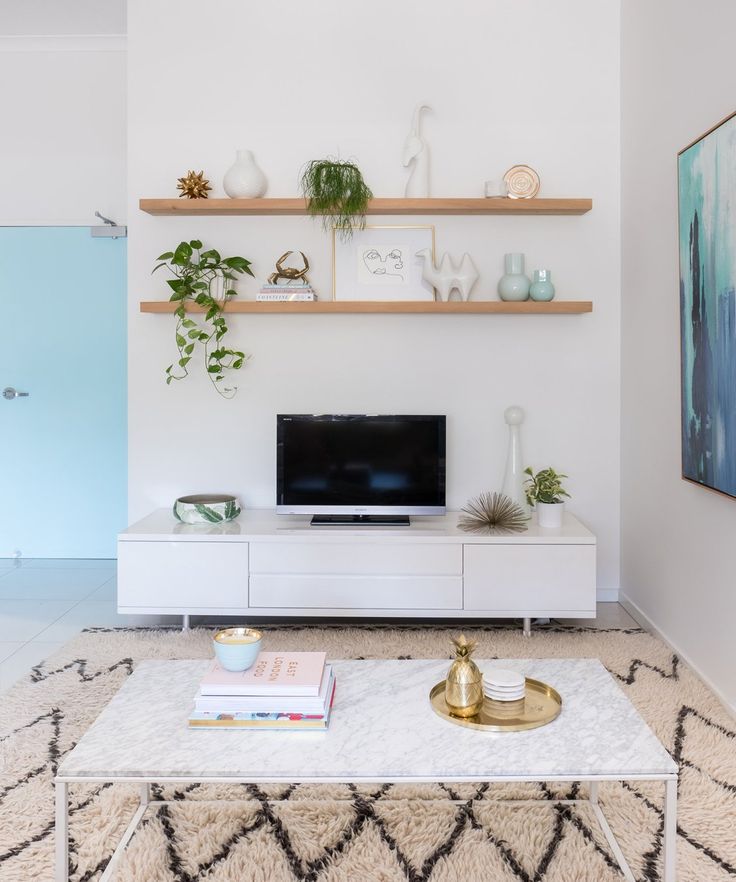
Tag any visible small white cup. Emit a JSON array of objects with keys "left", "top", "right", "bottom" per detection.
[{"left": 484, "top": 180, "right": 509, "bottom": 198}]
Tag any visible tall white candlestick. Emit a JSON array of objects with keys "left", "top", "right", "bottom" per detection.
[{"left": 501, "top": 406, "right": 529, "bottom": 512}]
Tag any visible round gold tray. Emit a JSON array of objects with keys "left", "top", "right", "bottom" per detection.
[{"left": 429, "top": 678, "right": 562, "bottom": 732}]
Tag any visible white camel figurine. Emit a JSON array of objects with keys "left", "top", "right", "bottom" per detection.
[
  {"left": 416, "top": 248, "right": 479, "bottom": 302},
  {"left": 402, "top": 104, "right": 431, "bottom": 197}
]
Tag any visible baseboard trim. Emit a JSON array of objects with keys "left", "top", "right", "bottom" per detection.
[
  {"left": 620, "top": 592, "right": 736, "bottom": 718},
  {"left": 596, "top": 589, "right": 619, "bottom": 603}
]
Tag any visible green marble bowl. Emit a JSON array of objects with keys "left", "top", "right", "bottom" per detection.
[{"left": 173, "top": 494, "right": 242, "bottom": 525}]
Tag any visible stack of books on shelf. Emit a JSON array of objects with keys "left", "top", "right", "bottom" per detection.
[
  {"left": 256, "top": 282, "right": 316, "bottom": 302},
  {"left": 189, "top": 651, "right": 335, "bottom": 730}
]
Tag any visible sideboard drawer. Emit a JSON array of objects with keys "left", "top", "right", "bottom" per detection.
[
  {"left": 463, "top": 544, "right": 596, "bottom": 612},
  {"left": 250, "top": 542, "right": 461, "bottom": 576},
  {"left": 249, "top": 575, "right": 462, "bottom": 609},
  {"left": 118, "top": 541, "right": 248, "bottom": 608}
]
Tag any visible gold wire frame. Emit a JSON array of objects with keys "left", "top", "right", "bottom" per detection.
[{"left": 331, "top": 225, "right": 436, "bottom": 301}]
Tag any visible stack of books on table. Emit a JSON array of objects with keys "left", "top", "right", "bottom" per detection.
[
  {"left": 188, "top": 651, "right": 335, "bottom": 730},
  {"left": 256, "top": 283, "right": 316, "bottom": 302}
]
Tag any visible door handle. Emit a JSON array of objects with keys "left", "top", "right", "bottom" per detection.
[{"left": 3, "top": 387, "right": 29, "bottom": 400}]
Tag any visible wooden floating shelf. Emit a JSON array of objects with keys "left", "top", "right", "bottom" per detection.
[
  {"left": 139, "top": 197, "right": 592, "bottom": 217},
  {"left": 140, "top": 300, "right": 593, "bottom": 315}
]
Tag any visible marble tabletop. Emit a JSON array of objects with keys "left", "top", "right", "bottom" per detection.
[{"left": 57, "top": 658, "right": 676, "bottom": 782}]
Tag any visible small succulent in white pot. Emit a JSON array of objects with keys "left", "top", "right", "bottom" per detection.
[{"left": 523, "top": 467, "right": 570, "bottom": 528}]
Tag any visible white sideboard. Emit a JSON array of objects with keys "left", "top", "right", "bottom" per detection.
[{"left": 117, "top": 509, "right": 596, "bottom": 633}]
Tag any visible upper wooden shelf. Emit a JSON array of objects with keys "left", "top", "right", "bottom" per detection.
[
  {"left": 139, "top": 197, "right": 592, "bottom": 217},
  {"left": 139, "top": 300, "right": 592, "bottom": 315}
]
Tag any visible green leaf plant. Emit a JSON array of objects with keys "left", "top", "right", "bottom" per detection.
[
  {"left": 152, "top": 240, "right": 254, "bottom": 399},
  {"left": 523, "top": 467, "right": 571, "bottom": 507},
  {"left": 300, "top": 158, "right": 373, "bottom": 240}
]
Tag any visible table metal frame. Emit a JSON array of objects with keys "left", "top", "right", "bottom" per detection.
[{"left": 55, "top": 771, "right": 677, "bottom": 882}]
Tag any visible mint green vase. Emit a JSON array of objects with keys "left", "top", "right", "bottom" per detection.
[
  {"left": 497, "top": 253, "right": 531, "bottom": 301},
  {"left": 529, "top": 269, "right": 555, "bottom": 302}
]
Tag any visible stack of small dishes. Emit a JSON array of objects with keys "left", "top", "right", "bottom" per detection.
[{"left": 482, "top": 668, "right": 526, "bottom": 704}]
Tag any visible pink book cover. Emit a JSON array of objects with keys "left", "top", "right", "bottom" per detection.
[{"left": 200, "top": 651, "right": 327, "bottom": 696}]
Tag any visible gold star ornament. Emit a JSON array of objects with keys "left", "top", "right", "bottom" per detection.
[{"left": 176, "top": 170, "right": 212, "bottom": 199}]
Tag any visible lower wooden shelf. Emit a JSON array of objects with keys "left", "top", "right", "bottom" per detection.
[{"left": 139, "top": 300, "right": 593, "bottom": 315}]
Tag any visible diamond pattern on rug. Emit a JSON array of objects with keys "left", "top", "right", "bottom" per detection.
[
  {"left": 372, "top": 800, "right": 460, "bottom": 870},
  {"left": 1, "top": 623, "right": 735, "bottom": 881}
]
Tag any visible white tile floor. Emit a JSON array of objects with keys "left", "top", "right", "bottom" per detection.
[{"left": 0, "top": 559, "right": 640, "bottom": 695}]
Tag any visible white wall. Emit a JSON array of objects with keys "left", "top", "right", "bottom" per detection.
[
  {"left": 621, "top": 1, "right": 736, "bottom": 709},
  {"left": 0, "top": 0, "right": 125, "bottom": 35},
  {"left": 0, "top": 5, "right": 126, "bottom": 226},
  {"left": 128, "top": 0, "right": 621, "bottom": 595}
]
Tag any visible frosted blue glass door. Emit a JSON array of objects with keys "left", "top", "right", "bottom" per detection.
[{"left": 0, "top": 228, "right": 126, "bottom": 558}]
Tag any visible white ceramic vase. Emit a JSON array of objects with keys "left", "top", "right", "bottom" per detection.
[
  {"left": 223, "top": 150, "right": 267, "bottom": 198},
  {"left": 402, "top": 104, "right": 431, "bottom": 197},
  {"left": 536, "top": 501, "right": 564, "bottom": 528},
  {"left": 501, "top": 405, "right": 528, "bottom": 512}
]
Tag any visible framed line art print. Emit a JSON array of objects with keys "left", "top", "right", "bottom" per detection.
[
  {"left": 332, "top": 225, "right": 435, "bottom": 301},
  {"left": 678, "top": 109, "right": 736, "bottom": 499}
]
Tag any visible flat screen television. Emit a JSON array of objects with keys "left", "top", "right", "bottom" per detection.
[{"left": 276, "top": 414, "right": 446, "bottom": 525}]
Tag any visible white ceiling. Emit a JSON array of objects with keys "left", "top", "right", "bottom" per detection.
[{"left": 0, "top": 0, "right": 125, "bottom": 35}]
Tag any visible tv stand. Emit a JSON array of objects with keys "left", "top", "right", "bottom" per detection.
[
  {"left": 117, "top": 509, "right": 596, "bottom": 634},
  {"left": 310, "top": 514, "right": 411, "bottom": 526}
]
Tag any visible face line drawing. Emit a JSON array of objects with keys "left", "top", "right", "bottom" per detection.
[{"left": 362, "top": 247, "right": 405, "bottom": 280}]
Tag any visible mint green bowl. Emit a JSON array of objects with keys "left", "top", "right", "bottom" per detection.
[{"left": 213, "top": 627, "right": 262, "bottom": 672}]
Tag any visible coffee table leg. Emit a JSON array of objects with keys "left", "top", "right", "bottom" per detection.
[
  {"left": 663, "top": 777, "right": 677, "bottom": 882},
  {"left": 55, "top": 781, "right": 68, "bottom": 882}
]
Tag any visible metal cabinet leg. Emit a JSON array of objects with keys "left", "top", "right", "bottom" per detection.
[
  {"left": 663, "top": 777, "right": 677, "bottom": 882},
  {"left": 589, "top": 781, "right": 599, "bottom": 805},
  {"left": 523, "top": 617, "right": 531, "bottom": 637},
  {"left": 55, "top": 781, "right": 68, "bottom": 882},
  {"left": 182, "top": 614, "right": 190, "bottom": 631}
]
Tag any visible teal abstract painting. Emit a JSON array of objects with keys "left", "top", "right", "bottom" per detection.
[{"left": 679, "top": 111, "right": 736, "bottom": 498}]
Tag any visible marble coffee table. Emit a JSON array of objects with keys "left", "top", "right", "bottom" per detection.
[{"left": 55, "top": 658, "right": 678, "bottom": 882}]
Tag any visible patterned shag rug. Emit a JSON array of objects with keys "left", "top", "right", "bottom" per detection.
[{"left": 0, "top": 624, "right": 735, "bottom": 882}]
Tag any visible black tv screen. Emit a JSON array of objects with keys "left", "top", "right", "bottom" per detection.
[{"left": 276, "top": 414, "right": 446, "bottom": 517}]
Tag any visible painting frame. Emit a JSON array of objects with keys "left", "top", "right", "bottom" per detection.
[
  {"left": 332, "top": 225, "right": 436, "bottom": 302},
  {"left": 678, "top": 109, "right": 736, "bottom": 500}
]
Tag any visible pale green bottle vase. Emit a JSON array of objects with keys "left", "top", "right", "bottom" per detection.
[
  {"left": 498, "top": 253, "right": 531, "bottom": 301},
  {"left": 529, "top": 269, "right": 555, "bottom": 302}
]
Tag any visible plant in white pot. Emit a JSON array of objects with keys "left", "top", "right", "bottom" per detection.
[{"left": 524, "top": 467, "right": 570, "bottom": 528}]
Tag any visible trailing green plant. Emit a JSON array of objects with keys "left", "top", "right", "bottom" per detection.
[
  {"left": 152, "top": 240, "right": 254, "bottom": 398},
  {"left": 524, "top": 467, "right": 571, "bottom": 506},
  {"left": 300, "top": 158, "right": 373, "bottom": 239}
]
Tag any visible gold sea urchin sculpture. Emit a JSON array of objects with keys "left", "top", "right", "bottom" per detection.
[
  {"left": 458, "top": 492, "right": 529, "bottom": 535},
  {"left": 177, "top": 170, "right": 212, "bottom": 199}
]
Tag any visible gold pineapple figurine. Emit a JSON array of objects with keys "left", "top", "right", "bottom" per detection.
[{"left": 445, "top": 634, "right": 483, "bottom": 718}]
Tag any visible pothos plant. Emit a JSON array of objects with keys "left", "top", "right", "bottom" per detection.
[
  {"left": 153, "top": 240, "right": 254, "bottom": 398},
  {"left": 523, "top": 467, "right": 571, "bottom": 507}
]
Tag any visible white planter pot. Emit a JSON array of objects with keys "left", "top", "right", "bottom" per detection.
[{"left": 536, "top": 501, "right": 564, "bottom": 528}]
